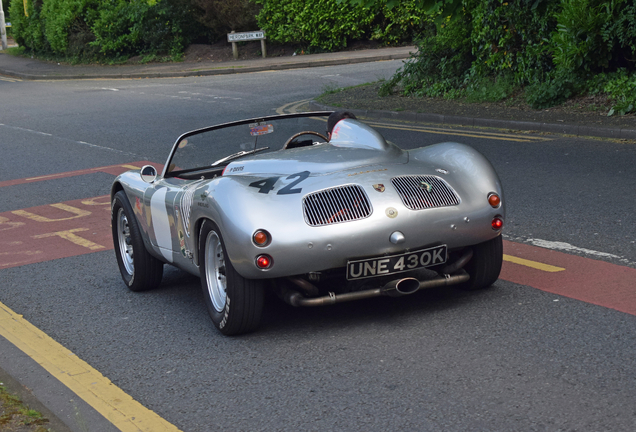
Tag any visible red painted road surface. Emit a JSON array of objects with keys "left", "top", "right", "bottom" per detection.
[
  {"left": 501, "top": 240, "right": 636, "bottom": 316},
  {"left": 1, "top": 163, "right": 635, "bottom": 316},
  {"left": 0, "top": 162, "right": 154, "bottom": 269}
]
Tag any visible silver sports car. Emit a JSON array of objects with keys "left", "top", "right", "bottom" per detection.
[{"left": 111, "top": 112, "right": 504, "bottom": 335}]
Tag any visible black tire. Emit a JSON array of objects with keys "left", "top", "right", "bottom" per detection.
[
  {"left": 459, "top": 235, "right": 503, "bottom": 291},
  {"left": 199, "top": 220, "right": 264, "bottom": 336},
  {"left": 111, "top": 190, "right": 163, "bottom": 292}
]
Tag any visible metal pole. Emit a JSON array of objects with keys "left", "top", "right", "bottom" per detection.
[
  {"left": 0, "top": 0, "right": 8, "bottom": 50},
  {"left": 260, "top": 29, "right": 266, "bottom": 59},
  {"left": 230, "top": 31, "right": 238, "bottom": 60}
]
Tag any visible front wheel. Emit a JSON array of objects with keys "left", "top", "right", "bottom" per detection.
[
  {"left": 111, "top": 191, "right": 163, "bottom": 292},
  {"left": 458, "top": 235, "right": 503, "bottom": 291},
  {"left": 199, "top": 220, "right": 264, "bottom": 336}
]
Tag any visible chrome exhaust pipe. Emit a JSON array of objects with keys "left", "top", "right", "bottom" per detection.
[
  {"left": 279, "top": 271, "right": 470, "bottom": 307},
  {"left": 381, "top": 277, "right": 420, "bottom": 297}
]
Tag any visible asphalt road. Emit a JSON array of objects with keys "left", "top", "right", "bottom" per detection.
[{"left": 1, "top": 61, "right": 636, "bottom": 432}]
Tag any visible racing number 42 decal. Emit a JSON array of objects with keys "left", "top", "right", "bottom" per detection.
[{"left": 249, "top": 171, "right": 310, "bottom": 195}]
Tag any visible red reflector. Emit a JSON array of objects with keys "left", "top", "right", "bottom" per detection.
[
  {"left": 256, "top": 255, "right": 272, "bottom": 269},
  {"left": 488, "top": 193, "right": 501, "bottom": 208},
  {"left": 492, "top": 217, "right": 504, "bottom": 230}
]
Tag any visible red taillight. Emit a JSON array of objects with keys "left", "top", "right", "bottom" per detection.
[
  {"left": 488, "top": 193, "right": 501, "bottom": 208},
  {"left": 252, "top": 230, "right": 271, "bottom": 247},
  {"left": 492, "top": 216, "right": 504, "bottom": 230},
  {"left": 256, "top": 254, "right": 273, "bottom": 269}
]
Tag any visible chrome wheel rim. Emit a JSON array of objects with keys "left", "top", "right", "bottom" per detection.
[
  {"left": 117, "top": 208, "right": 134, "bottom": 275},
  {"left": 205, "top": 231, "right": 227, "bottom": 312}
]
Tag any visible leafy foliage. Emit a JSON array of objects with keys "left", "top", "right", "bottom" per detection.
[
  {"left": 191, "top": 0, "right": 261, "bottom": 40},
  {"left": 586, "top": 69, "right": 636, "bottom": 115},
  {"left": 374, "top": 0, "right": 636, "bottom": 114},
  {"left": 255, "top": 0, "right": 427, "bottom": 51},
  {"left": 369, "top": 0, "right": 432, "bottom": 45},
  {"left": 91, "top": 0, "right": 202, "bottom": 59},
  {"left": 254, "top": 0, "right": 377, "bottom": 51},
  {"left": 379, "top": 13, "right": 472, "bottom": 98},
  {"left": 524, "top": 73, "right": 576, "bottom": 109},
  {"left": 468, "top": 0, "right": 560, "bottom": 85},
  {"left": 9, "top": 0, "right": 50, "bottom": 53},
  {"left": 8, "top": 0, "right": 204, "bottom": 61},
  {"left": 42, "top": 0, "right": 99, "bottom": 56}
]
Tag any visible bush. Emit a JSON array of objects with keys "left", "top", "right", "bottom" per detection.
[
  {"left": 369, "top": 0, "right": 430, "bottom": 46},
  {"left": 524, "top": 73, "right": 576, "bottom": 109},
  {"left": 9, "top": 0, "right": 49, "bottom": 53},
  {"left": 468, "top": 0, "right": 560, "bottom": 85},
  {"left": 379, "top": 11, "right": 473, "bottom": 98},
  {"left": 8, "top": 0, "right": 204, "bottom": 60},
  {"left": 42, "top": 0, "right": 99, "bottom": 56},
  {"left": 552, "top": 0, "right": 636, "bottom": 74},
  {"left": 255, "top": 0, "right": 377, "bottom": 51},
  {"left": 191, "top": 0, "right": 260, "bottom": 40},
  {"left": 586, "top": 69, "right": 636, "bottom": 115},
  {"left": 379, "top": 0, "right": 635, "bottom": 113},
  {"left": 465, "top": 74, "right": 517, "bottom": 103}
]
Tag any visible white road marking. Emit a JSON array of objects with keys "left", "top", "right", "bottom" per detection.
[
  {"left": 504, "top": 234, "right": 636, "bottom": 267},
  {"left": 0, "top": 124, "right": 140, "bottom": 156},
  {"left": 527, "top": 238, "right": 624, "bottom": 260}
]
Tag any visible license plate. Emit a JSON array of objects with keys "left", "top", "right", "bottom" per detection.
[{"left": 346, "top": 245, "right": 447, "bottom": 280}]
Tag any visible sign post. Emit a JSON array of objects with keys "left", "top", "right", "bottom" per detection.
[
  {"left": 227, "top": 30, "right": 266, "bottom": 60},
  {"left": 0, "top": 0, "right": 7, "bottom": 50}
]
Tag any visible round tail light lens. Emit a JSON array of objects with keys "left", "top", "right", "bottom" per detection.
[
  {"left": 488, "top": 193, "right": 501, "bottom": 208},
  {"left": 256, "top": 254, "right": 273, "bottom": 269},
  {"left": 492, "top": 216, "right": 504, "bottom": 230},
  {"left": 253, "top": 230, "right": 271, "bottom": 247}
]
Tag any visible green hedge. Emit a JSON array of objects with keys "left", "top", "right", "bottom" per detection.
[
  {"left": 8, "top": 0, "right": 204, "bottom": 60},
  {"left": 255, "top": 0, "right": 429, "bottom": 51},
  {"left": 9, "top": 0, "right": 425, "bottom": 60}
]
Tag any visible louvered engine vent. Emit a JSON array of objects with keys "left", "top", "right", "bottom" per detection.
[
  {"left": 391, "top": 175, "right": 460, "bottom": 210},
  {"left": 303, "top": 185, "right": 372, "bottom": 227}
]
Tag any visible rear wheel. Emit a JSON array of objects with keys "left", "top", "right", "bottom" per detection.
[
  {"left": 111, "top": 191, "right": 163, "bottom": 291},
  {"left": 199, "top": 220, "right": 264, "bottom": 335},
  {"left": 459, "top": 235, "right": 503, "bottom": 291}
]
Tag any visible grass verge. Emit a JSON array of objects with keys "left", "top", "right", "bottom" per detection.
[{"left": 0, "top": 383, "right": 50, "bottom": 432}]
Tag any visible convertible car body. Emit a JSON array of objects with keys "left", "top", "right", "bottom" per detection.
[{"left": 111, "top": 112, "right": 504, "bottom": 335}]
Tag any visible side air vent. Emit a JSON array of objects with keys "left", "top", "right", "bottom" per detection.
[
  {"left": 303, "top": 185, "right": 372, "bottom": 227},
  {"left": 391, "top": 175, "right": 460, "bottom": 210}
]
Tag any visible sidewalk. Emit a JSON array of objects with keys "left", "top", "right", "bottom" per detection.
[{"left": 0, "top": 45, "right": 415, "bottom": 80}]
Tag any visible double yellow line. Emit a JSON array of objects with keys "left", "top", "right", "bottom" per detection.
[
  {"left": 0, "top": 302, "right": 181, "bottom": 431},
  {"left": 278, "top": 99, "right": 551, "bottom": 142}
]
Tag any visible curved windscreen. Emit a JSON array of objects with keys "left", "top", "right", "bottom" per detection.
[{"left": 164, "top": 113, "right": 331, "bottom": 178}]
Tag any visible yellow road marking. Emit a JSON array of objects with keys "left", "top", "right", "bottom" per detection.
[
  {"left": 366, "top": 121, "right": 543, "bottom": 142},
  {"left": 12, "top": 203, "right": 91, "bottom": 223},
  {"left": 0, "top": 301, "right": 181, "bottom": 432},
  {"left": 276, "top": 99, "right": 308, "bottom": 114},
  {"left": 121, "top": 165, "right": 142, "bottom": 170},
  {"left": 503, "top": 254, "right": 565, "bottom": 272},
  {"left": 367, "top": 120, "right": 551, "bottom": 141},
  {"left": 32, "top": 228, "right": 105, "bottom": 250},
  {"left": 25, "top": 173, "right": 72, "bottom": 181}
]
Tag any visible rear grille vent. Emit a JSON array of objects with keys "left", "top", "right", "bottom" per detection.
[
  {"left": 303, "top": 185, "right": 372, "bottom": 227},
  {"left": 391, "top": 175, "right": 460, "bottom": 210}
]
